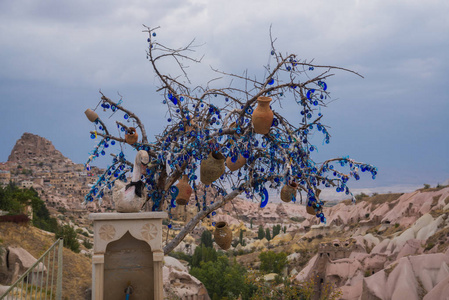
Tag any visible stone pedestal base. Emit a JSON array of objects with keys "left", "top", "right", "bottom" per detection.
[{"left": 89, "top": 212, "right": 167, "bottom": 300}]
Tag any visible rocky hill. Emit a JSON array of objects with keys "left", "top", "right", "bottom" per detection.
[
  {"left": 1, "top": 133, "right": 111, "bottom": 215},
  {"left": 7, "top": 133, "right": 72, "bottom": 166}
]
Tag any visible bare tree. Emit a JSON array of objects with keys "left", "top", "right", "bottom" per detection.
[{"left": 84, "top": 26, "right": 377, "bottom": 254}]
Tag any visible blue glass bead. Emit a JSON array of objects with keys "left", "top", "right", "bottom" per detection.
[
  {"left": 152, "top": 32, "right": 156, "bottom": 37},
  {"left": 268, "top": 78, "right": 274, "bottom": 85},
  {"left": 90, "top": 134, "right": 95, "bottom": 139},
  {"left": 124, "top": 114, "right": 129, "bottom": 120}
]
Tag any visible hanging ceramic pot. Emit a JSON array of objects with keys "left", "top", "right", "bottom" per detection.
[
  {"left": 214, "top": 221, "right": 232, "bottom": 250},
  {"left": 252, "top": 96, "right": 274, "bottom": 134},
  {"left": 125, "top": 127, "right": 138, "bottom": 145},
  {"left": 226, "top": 154, "right": 246, "bottom": 172},
  {"left": 200, "top": 151, "right": 225, "bottom": 185},
  {"left": 85, "top": 109, "right": 99, "bottom": 122},
  {"left": 306, "top": 204, "right": 316, "bottom": 215},
  {"left": 280, "top": 181, "right": 298, "bottom": 203},
  {"left": 175, "top": 175, "right": 192, "bottom": 205},
  {"left": 306, "top": 189, "right": 322, "bottom": 215}
]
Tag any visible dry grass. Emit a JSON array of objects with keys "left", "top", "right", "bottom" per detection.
[
  {"left": 425, "top": 227, "right": 449, "bottom": 253},
  {"left": 341, "top": 193, "right": 402, "bottom": 207},
  {"left": 0, "top": 223, "right": 91, "bottom": 300},
  {"left": 418, "top": 185, "right": 449, "bottom": 192}
]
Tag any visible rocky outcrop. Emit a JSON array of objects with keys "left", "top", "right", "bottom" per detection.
[
  {"left": 362, "top": 253, "right": 449, "bottom": 300},
  {"left": 7, "top": 133, "right": 71, "bottom": 165},
  {"left": 0, "top": 246, "right": 45, "bottom": 286},
  {"left": 163, "top": 256, "right": 210, "bottom": 300},
  {"left": 323, "top": 188, "right": 449, "bottom": 229},
  {"left": 294, "top": 209, "right": 449, "bottom": 300},
  {"left": 219, "top": 197, "right": 307, "bottom": 226}
]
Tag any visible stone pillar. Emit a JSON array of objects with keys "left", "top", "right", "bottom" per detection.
[
  {"left": 153, "top": 251, "right": 164, "bottom": 299},
  {"left": 92, "top": 254, "right": 104, "bottom": 300},
  {"left": 89, "top": 212, "right": 167, "bottom": 300}
]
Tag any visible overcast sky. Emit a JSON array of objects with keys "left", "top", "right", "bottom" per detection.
[{"left": 1, "top": 0, "right": 448, "bottom": 196}]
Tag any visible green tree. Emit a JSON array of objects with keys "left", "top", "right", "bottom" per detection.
[
  {"left": 272, "top": 225, "right": 281, "bottom": 238},
  {"left": 259, "top": 251, "right": 287, "bottom": 274},
  {"left": 56, "top": 225, "right": 80, "bottom": 253},
  {"left": 200, "top": 230, "right": 213, "bottom": 248},
  {"left": 239, "top": 229, "right": 246, "bottom": 246},
  {"left": 0, "top": 185, "right": 58, "bottom": 233},
  {"left": 265, "top": 228, "right": 271, "bottom": 241},
  {"left": 191, "top": 244, "right": 218, "bottom": 268},
  {"left": 257, "top": 225, "right": 265, "bottom": 240},
  {"left": 190, "top": 256, "right": 247, "bottom": 299}
]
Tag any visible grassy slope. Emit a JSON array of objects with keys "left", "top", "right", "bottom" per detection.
[{"left": 0, "top": 223, "right": 91, "bottom": 300}]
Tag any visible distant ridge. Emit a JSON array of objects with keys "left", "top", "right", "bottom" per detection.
[{"left": 7, "top": 132, "right": 72, "bottom": 165}]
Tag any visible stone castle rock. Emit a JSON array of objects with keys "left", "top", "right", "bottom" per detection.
[{"left": 7, "top": 133, "right": 71, "bottom": 165}]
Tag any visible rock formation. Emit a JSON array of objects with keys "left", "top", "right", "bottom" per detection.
[
  {"left": 163, "top": 256, "right": 210, "bottom": 300},
  {"left": 7, "top": 133, "right": 70, "bottom": 165},
  {"left": 293, "top": 188, "right": 449, "bottom": 300}
]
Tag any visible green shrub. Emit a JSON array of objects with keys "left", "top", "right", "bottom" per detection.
[
  {"left": 259, "top": 251, "right": 287, "bottom": 274},
  {"left": 190, "top": 256, "right": 247, "bottom": 299},
  {"left": 168, "top": 251, "right": 192, "bottom": 264},
  {"left": 83, "top": 238, "right": 93, "bottom": 249},
  {"left": 200, "top": 230, "right": 213, "bottom": 248},
  {"left": 191, "top": 245, "right": 218, "bottom": 268},
  {"left": 257, "top": 225, "right": 265, "bottom": 240},
  {"left": 56, "top": 225, "right": 80, "bottom": 253}
]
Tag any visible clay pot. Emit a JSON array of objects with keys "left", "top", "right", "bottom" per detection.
[
  {"left": 200, "top": 151, "right": 225, "bottom": 185},
  {"left": 306, "top": 189, "right": 322, "bottom": 215},
  {"left": 226, "top": 154, "right": 246, "bottom": 172},
  {"left": 125, "top": 127, "right": 139, "bottom": 145},
  {"left": 306, "top": 204, "right": 316, "bottom": 215},
  {"left": 175, "top": 175, "right": 192, "bottom": 205},
  {"left": 280, "top": 182, "right": 298, "bottom": 203},
  {"left": 252, "top": 96, "right": 274, "bottom": 134},
  {"left": 214, "top": 221, "right": 232, "bottom": 250},
  {"left": 85, "top": 109, "right": 99, "bottom": 122}
]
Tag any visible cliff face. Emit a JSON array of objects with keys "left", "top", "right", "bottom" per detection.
[
  {"left": 7, "top": 133, "right": 71, "bottom": 165},
  {"left": 293, "top": 187, "right": 449, "bottom": 300}
]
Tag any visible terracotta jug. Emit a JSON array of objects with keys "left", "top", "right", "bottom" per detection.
[
  {"left": 306, "top": 204, "right": 316, "bottom": 215},
  {"left": 200, "top": 151, "right": 225, "bottom": 185},
  {"left": 306, "top": 189, "right": 322, "bottom": 215},
  {"left": 85, "top": 109, "right": 99, "bottom": 122},
  {"left": 280, "top": 182, "right": 297, "bottom": 203},
  {"left": 226, "top": 154, "right": 246, "bottom": 172},
  {"left": 175, "top": 175, "right": 192, "bottom": 205},
  {"left": 252, "top": 96, "right": 274, "bottom": 134},
  {"left": 214, "top": 221, "right": 232, "bottom": 250},
  {"left": 125, "top": 127, "right": 138, "bottom": 145}
]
